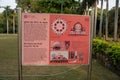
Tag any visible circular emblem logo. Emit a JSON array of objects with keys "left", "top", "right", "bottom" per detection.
[{"left": 52, "top": 18, "right": 67, "bottom": 35}]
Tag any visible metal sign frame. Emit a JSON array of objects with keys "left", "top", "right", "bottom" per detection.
[{"left": 17, "top": 8, "right": 93, "bottom": 80}]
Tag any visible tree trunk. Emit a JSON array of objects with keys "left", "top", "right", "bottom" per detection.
[
  {"left": 105, "top": 0, "right": 109, "bottom": 40},
  {"left": 7, "top": 17, "right": 9, "bottom": 34},
  {"left": 61, "top": 0, "right": 63, "bottom": 13},
  {"left": 113, "top": 0, "right": 119, "bottom": 41},
  {"left": 99, "top": 0, "right": 103, "bottom": 39},
  {"left": 13, "top": 15, "right": 15, "bottom": 34},
  {"left": 94, "top": 0, "right": 98, "bottom": 38},
  {"left": 86, "top": 2, "right": 89, "bottom": 15}
]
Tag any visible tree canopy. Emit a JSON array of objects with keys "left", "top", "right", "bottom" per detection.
[
  {"left": 0, "top": 0, "right": 119, "bottom": 38},
  {"left": 17, "top": 0, "right": 81, "bottom": 14}
]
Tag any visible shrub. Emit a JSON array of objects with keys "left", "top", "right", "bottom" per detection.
[
  {"left": 106, "top": 43, "right": 120, "bottom": 70},
  {"left": 92, "top": 39, "right": 109, "bottom": 55},
  {"left": 92, "top": 39, "right": 120, "bottom": 71},
  {"left": 0, "top": 28, "right": 4, "bottom": 33}
]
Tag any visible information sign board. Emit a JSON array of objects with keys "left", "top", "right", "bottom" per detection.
[{"left": 22, "top": 14, "right": 90, "bottom": 65}]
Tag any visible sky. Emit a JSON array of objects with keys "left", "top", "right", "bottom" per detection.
[
  {"left": 0, "top": 0, "right": 120, "bottom": 13},
  {"left": 0, "top": 0, "right": 17, "bottom": 12},
  {"left": 98, "top": 0, "right": 116, "bottom": 10}
]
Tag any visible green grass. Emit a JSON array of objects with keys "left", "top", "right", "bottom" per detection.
[{"left": 0, "top": 34, "right": 120, "bottom": 80}]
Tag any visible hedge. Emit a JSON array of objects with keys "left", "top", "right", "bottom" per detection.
[{"left": 92, "top": 39, "right": 120, "bottom": 74}]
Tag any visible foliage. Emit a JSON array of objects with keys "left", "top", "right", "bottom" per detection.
[
  {"left": 93, "top": 39, "right": 120, "bottom": 72},
  {"left": 0, "top": 6, "right": 17, "bottom": 33},
  {"left": 0, "top": 28, "right": 4, "bottom": 33},
  {"left": 92, "top": 38, "right": 109, "bottom": 54},
  {"left": 106, "top": 43, "right": 120, "bottom": 70},
  {"left": 95, "top": 7, "right": 120, "bottom": 37},
  {"left": 96, "top": 8, "right": 107, "bottom": 35},
  {"left": 0, "top": 0, "right": 99, "bottom": 34},
  {"left": 0, "top": 13, "right": 5, "bottom": 33},
  {"left": 17, "top": 0, "right": 80, "bottom": 14},
  {"left": 78, "top": 0, "right": 96, "bottom": 14},
  {"left": 108, "top": 7, "right": 120, "bottom": 37}
]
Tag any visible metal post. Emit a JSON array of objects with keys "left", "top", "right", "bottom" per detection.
[
  {"left": 17, "top": 7, "right": 22, "bottom": 80},
  {"left": 88, "top": 8, "right": 94, "bottom": 80}
]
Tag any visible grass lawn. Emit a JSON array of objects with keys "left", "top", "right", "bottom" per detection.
[{"left": 0, "top": 34, "right": 119, "bottom": 80}]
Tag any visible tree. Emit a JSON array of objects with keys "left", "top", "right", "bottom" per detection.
[
  {"left": 105, "top": 0, "right": 109, "bottom": 40},
  {"left": 78, "top": 0, "right": 96, "bottom": 14},
  {"left": 11, "top": 10, "right": 17, "bottom": 34},
  {"left": 108, "top": 7, "right": 120, "bottom": 38},
  {"left": 113, "top": 0, "right": 119, "bottom": 41},
  {"left": 3, "top": 6, "right": 11, "bottom": 34},
  {"left": 94, "top": 0, "right": 98, "bottom": 38},
  {"left": 17, "top": 0, "right": 80, "bottom": 14},
  {"left": 99, "top": 0, "right": 103, "bottom": 38},
  {"left": 2, "top": 6, "right": 16, "bottom": 33},
  {"left": 0, "top": 13, "right": 5, "bottom": 33}
]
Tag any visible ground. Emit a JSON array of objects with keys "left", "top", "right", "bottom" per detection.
[{"left": 0, "top": 34, "right": 119, "bottom": 80}]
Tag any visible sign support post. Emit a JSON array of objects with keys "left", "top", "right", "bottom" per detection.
[
  {"left": 87, "top": 8, "right": 94, "bottom": 80},
  {"left": 17, "top": 7, "right": 22, "bottom": 80}
]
